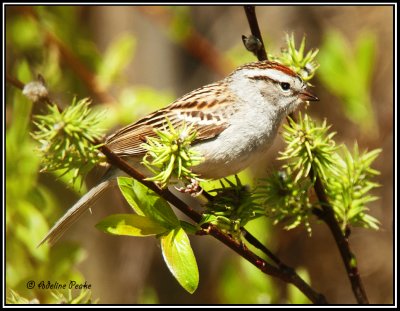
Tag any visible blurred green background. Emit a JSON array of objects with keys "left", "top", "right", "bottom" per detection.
[{"left": 5, "top": 5, "right": 393, "bottom": 304}]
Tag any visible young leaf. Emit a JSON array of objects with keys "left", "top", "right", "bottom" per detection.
[
  {"left": 96, "top": 214, "right": 167, "bottom": 237},
  {"left": 117, "top": 177, "right": 179, "bottom": 229},
  {"left": 31, "top": 97, "right": 105, "bottom": 187},
  {"left": 141, "top": 118, "right": 204, "bottom": 188},
  {"left": 97, "top": 34, "right": 136, "bottom": 89},
  {"left": 161, "top": 227, "right": 199, "bottom": 294}
]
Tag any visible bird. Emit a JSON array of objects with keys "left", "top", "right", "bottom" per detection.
[{"left": 39, "top": 60, "right": 318, "bottom": 246}]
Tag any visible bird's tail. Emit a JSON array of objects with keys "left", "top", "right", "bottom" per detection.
[{"left": 38, "top": 179, "right": 114, "bottom": 247}]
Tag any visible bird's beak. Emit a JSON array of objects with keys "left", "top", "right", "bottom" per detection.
[{"left": 300, "top": 90, "right": 319, "bottom": 102}]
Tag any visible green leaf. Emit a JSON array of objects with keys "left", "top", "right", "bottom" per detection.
[
  {"left": 117, "top": 177, "right": 179, "bottom": 228},
  {"left": 318, "top": 30, "right": 378, "bottom": 134},
  {"left": 117, "top": 177, "right": 145, "bottom": 216},
  {"left": 97, "top": 33, "right": 136, "bottom": 89},
  {"left": 160, "top": 227, "right": 199, "bottom": 294},
  {"left": 16, "top": 59, "right": 33, "bottom": 82},
  {"left": 14, "top": 201, "right": 49, "bottom": 261},
  {"left": 355, "top": 33, "right": 376, "bottom": 87},
  {"left": 8, "top": 16, "right": 41, "bottom": 51},
  {"left": 96, "top": 214, "right": 167, "bottom": 237}
]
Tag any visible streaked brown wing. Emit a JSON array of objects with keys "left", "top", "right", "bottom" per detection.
[{"left": 105, "top": 81, "right": 236, "bottom": 156}]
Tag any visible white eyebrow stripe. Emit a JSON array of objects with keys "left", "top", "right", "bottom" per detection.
[
  {"left": 244, "top": 68, "right": 294, "bottom": 83},
  {"left": 263, "top": 69, "right": 293, "bottom": 82}
]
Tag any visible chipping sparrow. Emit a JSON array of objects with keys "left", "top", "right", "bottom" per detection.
[{"left": 40, "top": 60, "right": 318, "bottom": 246}]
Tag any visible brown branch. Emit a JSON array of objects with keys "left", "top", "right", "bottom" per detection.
[
  {"left": 310, "top": 170, "right": 369, "bottom": 304},
  {"left": 201, "top": 180, "right": 286, "bottom": 269},
  {"left": 6, "top": 74, "right": 24, "bottom": 90},
  {"left": 99, "top": 144, "right": 327, "bottom": 304},
  {"left": 241, "top": 229, "right": 284, "bottom": 267},
  {"left": 200, "top": 188, "right": 283, "bottom": 267},
  {"left": 243, "top": 6, "right": 268, "bottom": 61},
  {"left": 243, "top": 5, "right": 369, "bottom": 304},
  {"left": 204, "top": 224, "right": 327, "bottom": 304}
]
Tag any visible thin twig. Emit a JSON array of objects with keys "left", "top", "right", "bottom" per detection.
[
  {"left": 6, "top": 74, "right": 24, "bottom": 90},
  {"left": 100, "top": 143, "right": 327, "bottom": 304},
  {"left": 310, "top": 170, "right": 369, "bottom": 304},
  {"left": 243, "top": 5, "right": 369, "bottom": 304},
  {"left": 243, "top": 6, "right": 268, "bottom": 61},
  {"left": 201, "top": 187, "right": 284, "bottom": 267},
  {"left": 241, "top": 229, "right": 283, "bottom": 267},
  {"left": 200, "top": 180, "right": 292, "bottom": 268}
]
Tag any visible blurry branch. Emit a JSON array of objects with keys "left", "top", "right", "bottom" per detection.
[
  {"left": 13, "top": 6, "right": 116, "bottom": 105},
  {"left": 7, "top": 74, "right": 327, "bottom": 304},
  {"left": 243, "top": 5, "right": 369, "bottom": 304},
  {"left": 6, "top": 74, "right": 25, "bottom": 90},
  {"left": 44, "top": 32, "right": 116, "bottom": 104},
  {"left": 137, "top": 6, "right": 233, "bottom": 76}
]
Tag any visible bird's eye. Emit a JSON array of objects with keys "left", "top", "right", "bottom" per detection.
[{"left": 280, "top": 82, "right": 291, "bottom": 91}]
